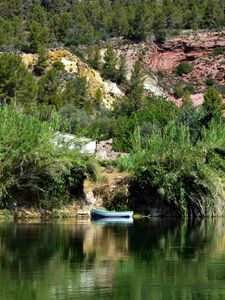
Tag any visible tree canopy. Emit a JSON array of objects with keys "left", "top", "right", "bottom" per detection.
[{"left": 0, "top": 0, "right": 224, "bottom": 51}]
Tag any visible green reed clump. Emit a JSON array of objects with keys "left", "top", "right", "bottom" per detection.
[
  {"left": 0, "top": 105, "right": 96, "bottom": 209},
  {"left": 126, "top": 121, "right": 225, "bottom": 217}
]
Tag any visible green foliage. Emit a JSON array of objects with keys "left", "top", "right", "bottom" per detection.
[
  {"left": 52, "top": 61, "right": 65, "bottom": 71},
  {"left": 102, "top": 46, "right": 117, "bottom": 82},
  {"left": 0, "top": 105, "right": 96, "bottom": 209},
  {"left": 154, "top": 29, "right": 167, "bottom": 44},
  {"left": 176, "top": 61, "right": 193, "bottom": 76},
  {"left": 177, "top": 104, "right": 205, "bottom": 143},
  {"left": 214, "top": 83, "right": 225, "bottom": 96},
  {"left": 212, "top": 47, "right": 225, "bottom": 56},
  {"left": 129, "top": 2, "right": 153, "bottom": 41},
  {"left": 0, "top": 54, "right": 37, "bottom": 110},
  {"left": 116, "top": 55, "right": 127, "bottom": 84},
  {"left": 205, "top": 76, "right": 215, "bottom": 87},
  {"left": 58, "top": 105, "right": 115, "bottom": 141},
  {"left": 28, "top": 21, "right": 49, "bottom": 53},
  {"left": 0, "top": 1, "right": 223, "bottom": 50},
  {"left": 173, "top": 85, "right": 184, "bottom": 98},
  {"left": 86, "top": 46, "right": 102, "bottom": 71},
  {"left": 113, "top": 115, "right": 137, "bottom": 152},
  {"left": 94, "top": 88, "right": 103, "bottom": 107},
  {"left": 116, "top": 156, "right": 135, "bottom": 172},
  {"left": 62, "top": 76, "right": 90, "bottom": 109},
  {"left": 203, "top": 87, "right": 223, "bottom": 120},
  {"left": 129, "top": 121, "right": 225, "bottom": 216},
  {"left": 33, "top": 47, "right": 47, "bottom": 76},
  {"left": 37, "top": 66, "right": 63, "bottom": 108},
  {"left": 103, "top": 187, "right": 129, "bottom": 211},
  {"left": 123, "top": 60, "right": 145, "bottom": 114},
  {"left": 113, "top": 97, "right": 178, "bottom": 152},
  {"left": 182, "top": 91, "right": 192, "bottom": 107},
  {"left": 174, "top": 84, "right": 197, "bottom": 98},
  {"left": 185, "top": 84, "right": 197, "bottom": 94}
]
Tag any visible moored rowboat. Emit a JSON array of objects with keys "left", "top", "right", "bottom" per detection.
[{"left": 91, "top": 208, "right": 133, "bottom": 219}]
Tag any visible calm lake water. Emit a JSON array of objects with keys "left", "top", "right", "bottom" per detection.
[{"left": 1, "top": 218, "right": 225, "bottom": 300}]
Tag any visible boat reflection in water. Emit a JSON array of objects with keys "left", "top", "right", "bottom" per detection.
[{"left": 92, "top": 217, "right": 134, "bottom": 225}]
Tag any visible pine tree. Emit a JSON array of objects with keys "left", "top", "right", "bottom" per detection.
[
  {"left": 0, "top": 54, "right": 37, "bottom": 108},
  {"left": 0, "top": 18, "right": 13, "bottom": 51},
  {"left": 62, "top": 76, "right": 90, "bottom": 109},
  {"left": 87, "top": 46, "right": 102, "bottom": 71},
  {"left": 116, "top": 55, "right": 127, "bottom": 84},
  {"left": 34, "top": 47, "right": 47, "bottom": 76},
  {"left": 128, "top": 59, "right": 145, "bottom": 107},
  {"left": 203, "top": 88, "right": 223, "bottom": 117},
  {"left": 37, "top": 67, "right": 63, "bottom": 108},
  {"left": 116, "top": 59, "right": 145, "bottom": 116},
  {"left": 28, "top": 21, "right": 49, "bottom": 53},
  {"left": 129, "top": 2, "right": 153, "bottom": 40},
  {"left": 102, "top": 46, "right": 117, "bottom": 82},
  {"left": 94, "top": 88, "right": 103, "bottom": 107},
  {"left": 182, "top": 91, "right": 192, "bottom": 107}
]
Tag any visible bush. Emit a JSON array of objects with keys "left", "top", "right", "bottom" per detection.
[
  {"left": 203, "top": 87, "right": 223, "bottom": 121},
  {"left": 154, "top": 29, "right": 167, "bottom": 44},
  {"left": 177, "top": 105, "right": 205, "bottom": 143},
  {"left": 185, "top": 84, "right": 197, "bottom": 94},
  {"left": 176, "top": 61, "right": 193, "bottom": 76},
  {"left": 205, "top": 76, "right": 215, "bottom": 87},
  {"left": 0, "top": 105, "right": 96, "bottom": 209},
  {"left": 173, "top": 83, "right": 196, "bottom": 99},
  {"left": 212, "top": 47, "right": 225, "bottom": 56},
  {"left": 128, "top": 121, "right": 225, "bottom": 217},
  {"left": 113, "top": 97, "right": 178, "bottom": 152},
  {"left": 173, "top": 85, "right": 184, "bottom": 98},
  {"left": 103, "top": 187, "right": 129, "bottom": 211}
]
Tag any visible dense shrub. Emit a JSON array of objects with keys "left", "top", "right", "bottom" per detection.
[
  {"left": 176, "top": 61, "right": 193, "bottom": 76},
  {"left": 0, "top": 105, "right": 96, "bottom": 209},
  {"left": 173, "top": 85, "right": 184, "bottom": 98},
  {"left": 125, "top": 121, "right": 225, "bottom": 217},
  {"left": 205, "top": 76, "right": 215, "bottom": 87},
  {"left": 113, "top": 97, "right": 178, "bottom": 152},
  {"left": 212, "top": 47, "right": 225, "bottom": 56},
  {"left": 154, "top": 29, "right": 167, "bottom": 44},
  {"left": 177, "top": 105, "right": 205, "bottom": 143}
]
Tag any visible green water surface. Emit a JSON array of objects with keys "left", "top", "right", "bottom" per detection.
[{"left": 0, "top": 218, "right": 225, "bottom": 300}]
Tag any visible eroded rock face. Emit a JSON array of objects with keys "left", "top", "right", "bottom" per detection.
[
  {"left": 114, "top": 31, "right": 225, "bottom": 104},
  {"left": 117, "top": 31, "right": 225, "bottom": 74},
  {"left": 21, "top": 49, "right": 123, "bottom": 108},
  {"left": 20, "top": 31, "right": 225, "bottom": 107}
]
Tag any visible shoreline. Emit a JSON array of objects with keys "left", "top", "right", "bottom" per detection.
[{"left": 0, "top": 207, "right": 150, "bottom": 222}]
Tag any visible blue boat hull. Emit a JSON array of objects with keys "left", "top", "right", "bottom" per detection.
[{"left": 91, "top": 209, "right": 133, "bottom": 219}]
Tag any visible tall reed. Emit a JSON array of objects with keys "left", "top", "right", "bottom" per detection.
[{"left": 0, "top": 105, "right": 95, "bottom": 209}]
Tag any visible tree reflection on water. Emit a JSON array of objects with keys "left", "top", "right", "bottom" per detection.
[{"left": 0, "top": 218, "right": 225, "bottom": 299}]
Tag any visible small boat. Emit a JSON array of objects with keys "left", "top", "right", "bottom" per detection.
[{"left": 91, "top": 208, "right": 133, "bottom": 219}]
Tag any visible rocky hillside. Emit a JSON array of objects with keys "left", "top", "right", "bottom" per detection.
[
  {"left": 21, "top": 49, "right": 123, "bottom": 108},
  {"left": 20, "top": 30, "right": 225, "bottom": 108},
  {"left": 110, "top": 30, "right": 225, "bottom": 104}
]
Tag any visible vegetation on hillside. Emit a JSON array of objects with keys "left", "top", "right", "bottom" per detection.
[
  {"left": 116, "top": 89, "right": 225, "bottom": 216},
  {"left": 0, "top": 0, "right": 224, "bottom": 51},
  {"left": 0, "top": 0, "right": 224, "bottom": 216},
  {"left": 0, "top": 105, "right": 97, "bottom": 209},
  {"left": 0, "top": 41, "right": 224, "bottom": 217}
]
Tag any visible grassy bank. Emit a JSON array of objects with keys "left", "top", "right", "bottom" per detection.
[{"left": 0, "top": 105, "right": 97, "bottom": 210}]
